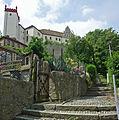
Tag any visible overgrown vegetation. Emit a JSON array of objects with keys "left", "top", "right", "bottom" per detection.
[
  {"left": 65, "top": 35, "right": 92, "bottom": 63},
  {"left": 6, "top": 37, "right": 53, "bottom": 59},
  {"left": 5, "top": 45, "right": 27, "bottom": 55},
  {"left": 65, "top": 28, "right": 119, "bottom": 77},
  {"left": 64, "top": 28, "right": 119, "bottom": 86},
  {"left": 28, "top": 37, "right": 46, "bottom": 58}
]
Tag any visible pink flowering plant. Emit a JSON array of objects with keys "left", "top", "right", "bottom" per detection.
[
  {"left": 0, "top": 66, "right": 2, "bottom": 71},
  {"left": 0, "top": 66, "right": 2, "bottom": 76},
  {"left": 72, "top": 65, "right": 85, "bottom": 76}
]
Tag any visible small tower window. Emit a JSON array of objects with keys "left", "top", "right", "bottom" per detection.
[
  {"left": 45, "top": 36, "right": 47, "bottom": 40},
  {"left": 38, "top": 32, "right": 40, "bottom": 36},
  {"left": 26, "top": 36, "right": 28, "bottom": 42},
  {"left": 9, "top": 13, "right": 12, "bottom": 16},
  {"left": 26, "top": 31, "right": 28, "bottom": 43},
  {"left": 56, "top": 38, "right": 57, "bottom": 40},
  {"left": 50, "top": 37, "right": 52, "bottom": 40}
]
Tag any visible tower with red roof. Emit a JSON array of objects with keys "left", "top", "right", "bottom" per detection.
[{"left": 3, "top": 5, "right": 20, "bottom": 40}]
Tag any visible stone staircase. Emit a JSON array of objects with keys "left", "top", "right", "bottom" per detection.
[
  {"left": 85, "top": 84, "right": 113, "bottom": 96},
  {"left": 14, "top": 84, "right": 118, "bottom": 120}
]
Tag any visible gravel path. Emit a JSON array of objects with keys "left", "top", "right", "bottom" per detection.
[{"left": 62, "top": 96, "right": 115, "bottom": 106}]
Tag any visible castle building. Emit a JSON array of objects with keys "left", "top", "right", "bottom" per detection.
[
  {"left": 3, "top": 5, "right": 25, "bottom": 44},
  {"left": 3, "top": 5, "right": 73, "bottom": 47},
  {"left": 0, "top": 5, "right": 73, "bottom": 64}
]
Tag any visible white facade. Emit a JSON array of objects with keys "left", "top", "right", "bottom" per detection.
[
  {"left": 3, "top": 5, "right": 26, "bottom": 45},
  {"left": 25, "top": 26, "right": 42, "bottom": 45},
  {"left": 3, "top": 11, "right": 19, "bottom": 39},
  {"left": 42, "top": 34, "right": 65, "bottom": 43},
  {"left": 25, "top": 26, "right": 68, "bottom": 44},
  {"left": 18, "top": 24, "right": 26, "bottom": 44}
]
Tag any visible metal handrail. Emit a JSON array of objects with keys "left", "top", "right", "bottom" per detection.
[
  {"left": 107, "top": 40, "right": 119, "bottom": 119},
  {"left": 113, "top": 74, "right": 119, "bottom": 119}
]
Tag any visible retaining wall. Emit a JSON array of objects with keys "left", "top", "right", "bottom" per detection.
[
  {"left": 0, "top": 77, "right": 34, "bottom": 120},
  {"left": 46, "top": 44, "right": 65, "bottom": 58},
  {"left": 49, "top": 71, "right": 88, "bottom": 101}
]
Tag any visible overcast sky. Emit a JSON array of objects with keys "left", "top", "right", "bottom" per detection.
[{"left": 0, "top": 0, "right": 119, "bottom": 37}]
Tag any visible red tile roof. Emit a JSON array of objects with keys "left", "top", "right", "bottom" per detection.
[
  {"left": 4, "top": 5, "right": 20, "bottom": 21},
  {"left": 39, "top": 29, "right": 63, "bottom": 37},
  {"left": 25, "top": 25, "right": 63, "bottom": 37}
]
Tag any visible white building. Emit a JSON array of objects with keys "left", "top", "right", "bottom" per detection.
[{"left": 3, "top": 5, "right": 73, "bottom": 45}]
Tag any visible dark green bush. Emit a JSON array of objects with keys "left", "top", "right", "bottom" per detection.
[{"left": 86, "top": 64, "right": 97, "bottom": 83}]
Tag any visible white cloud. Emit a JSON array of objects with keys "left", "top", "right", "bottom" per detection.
[
  {"left": 82, "top": 5, "right": 94, "bottom": 16},
  {"left": 0, "top": 0, "right": 107, "bottom": 37},
  {"left": 42, "top": 0, "right": 69, "bottom": 22},
  {"left": 10, "top": 0, "right": 40, "bottom": 22},
  {"left": 36, "top": 18, "right": 106, "bottom": 37}
]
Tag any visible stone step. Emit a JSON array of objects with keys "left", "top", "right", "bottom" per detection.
[
  {"left": 30, "top": 103, "right": 116, "bottom": 112},
  {"left": 84, "top": 94, "right": 109, "bottom": 96},
  {"left": 22, "top": 109, "right": 117, "bottom": 120},
  {"left": 85, "top": 94, "right": 112, "bottom": 96},
  {"left": 15, "top": 115, "right": 41, "bottom": 120},
  {"left": 87, "top": 91, "right": 112, "bottom": 95},
  {"left": 15, "top": 115, "right": 62, "bottom": 120},
  {"left": 87, "top": 91, "right": 112, "bottom": 94},
  {"left": 89, "top": 87, "right": 112, "bottom": 91},
  {"left": 94, "top": 84, "right": 108, "bottom": 87}
]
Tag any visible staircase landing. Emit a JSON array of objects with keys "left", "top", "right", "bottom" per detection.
[{"left": 14, "top": 84, "right": 117, "bottom": 120}]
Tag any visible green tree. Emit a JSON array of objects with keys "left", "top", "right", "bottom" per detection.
[
  {"left": 65, "top": 35, "right": 92, "bottom": 63},
  {"left": 65, "top": 28, "right": 119, "bottom": 76},
  {"left": 28, "top": 37, "right": 46, "bottom": 58},
  {"left": 83, "top": 28, "right": 119, "bottom": 76},
  {"left": 26, "top": 37, "right": 52, "bottom": 61}
]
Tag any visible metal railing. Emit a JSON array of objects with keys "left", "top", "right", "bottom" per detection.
[
  {"left": 0, "top": 60, "right": 23, "bottom": 70},
  {"left": 107, "top": 40, "right": 119, "bottom": 119},
  {"left": 113, "top": 74, "right": 119, "bottom": 119}
]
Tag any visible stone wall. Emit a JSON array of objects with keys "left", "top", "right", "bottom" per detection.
[
  {"left": 0, "top": 77, "right": 34, "bottom": 120},
  {"left": 20, "top": 65, "right": 30, "bottom": 81},
  {"left": 46, "top": 44, "right": 65, "bottom": 58},
  {"left": 49, "top": 71, "right": 88, "bottom": 101}
]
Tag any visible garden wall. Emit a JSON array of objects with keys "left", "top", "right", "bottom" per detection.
[
  {"left": 0, "top": 77, "right": 34, "bottom": 120},
  {"left": 49, "top": 71, "right": 88, "bottom": 101},
  {"left": 46, "top": 44, "right": 65, "bottom": 58},
  {"left": 21, "top": 65, "right": 30, "bottom": 81}
]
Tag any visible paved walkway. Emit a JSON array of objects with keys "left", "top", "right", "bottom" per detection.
[
  {"left": 61, "top": 84, "right": 115, "bottom": 106},
  {"left": 15, "top": 84, "right": 117, "bottom": 120}
]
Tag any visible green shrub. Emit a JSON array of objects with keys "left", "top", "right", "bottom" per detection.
[
  {"left": 86, "top": 64, "right": 97, "bottom": 83},
  {"left": 98, "top": 74, "right": 107, "bottom": 84}
]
